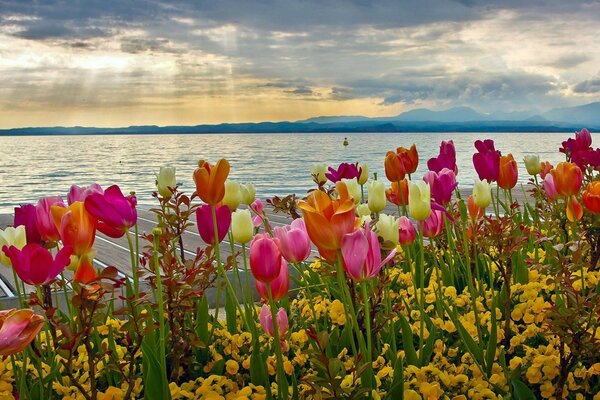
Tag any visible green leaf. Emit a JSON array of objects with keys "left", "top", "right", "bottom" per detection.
[
  {"left": 511, "top": 379, "right": 537, "bottom": 400},
  {"left": 485, "top": 297, "right": 498, "bottom": 377},
  {"left": 142, "top": 330, "right": 171, "bottom": 400},
  {"left": 421, "top": 316, "right": 437, "bottom": 365},
  {"left": 250, "top": 340, "right": 269, "bottom": 388},
  {"left": 398, "top": 313, "right": 419, "bottom": 367},
  {"left": 225, "top": 291, "right": 237, "bottom": 334},
  {"left": 387, "top": 355, "right": 404, "bottom": 399},
  {"left": 196, "top": 295, "right": 209, "bottom": 344}
]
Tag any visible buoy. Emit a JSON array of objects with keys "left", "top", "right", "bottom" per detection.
[{"left": 343, "top": 137, "right": 349, "bottom": 146}]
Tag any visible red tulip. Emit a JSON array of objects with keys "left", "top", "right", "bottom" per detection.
[
  {"left": 85, "top": 185, "right": 137, "bottom": 238},
  {"left": 256, "top": 259, "right": 289, "bottom": 301},
  {"left": 385, "top": 179, "right": 409, "bottom": 206},
  {"left": 250, "top": 233, "right": 283, "bottom": 283},
  {"left": 384, "top": 145, "right": 418, "bottom": 182},
  {"left": 14, "top": 204, "right": 41, "bottom": 244},
  {"left": 398, "top": 216, "right": 416, "bottom": 245},
  {"left": 582, "top": 181, "right": 600, "bottom": 214},
  {"left": 422, "top": 209, "right": 445, "bottom": 238},
  {"left": 3, "top": 244, "right": 72, "bottom": 285},
  {"left": 0, "top": 309, "right": 44, "bottom": 357},
  {"left": 497, "top": 154, "right": 518, "bottom": 190},
  {"left": 36, "top": 196, "right": 65, "bottom": 242},
  {"left": 68, "top": 183, "right": 103, "bottom": 205},
  {"left": 196, "top": 204, "right": 231, "bottom": 245},
  {"left": 341, "top": 225, "right": 396, "bottom": 281},
  {"left": 472, "top": 139, "right": 500, "bottom": 182},
  {"left": 427, "top": 140, "right": 457, "bottom": 174},
  {"left": 273, "top": 219, "right": 311, "bottom": 263},
  {"left": 423, "top": 168, "right": 457, "bottom": 205}
]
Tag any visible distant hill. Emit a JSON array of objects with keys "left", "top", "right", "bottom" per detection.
[{"left": 543, "top": 102, "right": 600, "bottom": 126}]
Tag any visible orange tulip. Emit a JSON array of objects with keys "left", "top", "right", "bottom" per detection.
[
  {"left": 551, "top": 162, "right": 582, "bottom": 197},
  {"left": 193, "top": 159, "right": 230, "bottom": 205},
  {"left": 0, "top": 309, "right": 44, "bottom": 357},
  {"left": 73, "top": 255, "right": 98, "bottom": 284},
  {"left": 384, "top": 145, "right": 418, "bottom": 182},
  {"left": 498, "top": 154, "right": 518, "bottom": 189},
  {"left": 467, "top": 195, "right": 484, "bottom": 222},
  {"left": 51, "top": 202, "right": 96, "bottom": 257},
  {"left": 566, "top": 196, "right": 584, "bottom": 222},
  {"left": 582, "top": 181, "right": 600, "bottom": 214},
  {"left": 298, "top": 182, "right": 356, "bottom": 262},
  {"left": 539, "top": 161, "right": 553, "bottom": 179},
  {"left": 385, "top": 179, "right": 409, "bottom": 206}
]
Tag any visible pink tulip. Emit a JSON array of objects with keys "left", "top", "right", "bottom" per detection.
[
  {"left": 195, "top": 204, "right": 231, "bottom": 245},
  {"left": 398, "top": 216, "right": 416, "bottom": 245},
  {"left": 422, "top": 209, "right": 445, "bottom": 238},
  {"left": 427, "top": 140, "right": 457, "bottom": 174},
  {"left": 36, "top": 196, "right": 65, "bottom": 242},
  {"left": 543, "top": 174, "right": 558, "bottom": 201},
  {"left": 3, "top": 243, "right": 72, "bottom": 285},
  {"left": 423, "top": 168, "right": 457, "bottom": 205},
  {"left": 14, "top": 204, "right": 41, "bottom": 244},
  {"left": 341, "top": 225, "right": 396, "bottom": 281},
  {"left": 259, "top": 305, "right": 289, "bottom": 337},
  {"left": 250, "top": 233, "right": 283, "bottom": 283},
  {"left": 68, "top": 183, "right": 103, "bottom": 205},
  {"left": 0, "top": 309, "right": 44, "bottom": 357},
  {"left": 256, "top": 259, "right": 289, "bottom": 301},
  {"left": 251, "top": 199, "right": 266, "bottom": 228},
  {"left": 85, "top": 185, "right": 137, "bottom": 238},
  {"left": 273, "top": 219, "right": 311, "bottom": 263},
  {"left": 472, "top": 139, "right": 501, "bottom": 182}
]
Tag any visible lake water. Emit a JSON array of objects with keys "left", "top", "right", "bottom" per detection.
[{"left": 0, "top": 132, "right": 597, "bottom": 213}]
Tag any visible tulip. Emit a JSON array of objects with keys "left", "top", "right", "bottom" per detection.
[
  {"left": 193, "top": 159, "right": 230, "bottom": 206},
  {"left": 367, "top": 180, "right": 386, "bottom": 213},
  {"left": 582, "top": 181, "right": 600, "bottom": 214},
  {"left": 231, "top": 209, "right": 254, "bottom": 244},
  {"left": 356, "top": 203, "right": 371, "bottom": 217},
  {"left": 250, "top": 199, "right": 266, "bottom": 228},
  {"left": 85, "top": 185, "right": 137, "bottom": 238},
  {"left": 408, "top": 181, "right": 431, "bottom": 221},
  {"left": 423, "top": 168, "right": 457, "bottom": 205},
  {"left": 422, "top": 209, "right": 445, "bottom": 238},
  {"left": 427, "top": 140, "right": 457, "bottom": 174},
  {"left": 551, "top": 162, "right": 582, "bottom": 197},
  {"left": 256, "top": 260, "right": 289, "bottom": 300},
  {"left": 385, "top": 145, "right": 418, "bottom": 182},
  {"left": 310, "top": 163, "right": 328, "bottom": 185},
  {"left": 358, "top": 163, "right": 369, "bottom": 185},
  {"left": 472, "top": 179, "right": 492, "bottom": 209},
  {"left": 385, "top": 179, "right": 409, "bottom": 206},
  {"left": 566, "top": 196, "right": 584, "bottom": 222},
  {"left": 375, "top": 214, "right": 400, "bottom": 245},
  {"left": 14, "top": 204, "right": 41, "bottom": 244},
  {"left": 543, "top": 174, "right": 558, "bottom": 201},
  {"left": 68, "top": 183, "right": 103, "bottom": 205},
  {"left": 341, "top": 225, "right": 396, "bottom": 281},
  {"left": 250, "top": 233, "right": 283, "bottom": 283},
  {"left": 560, "top": 128, "right": 592, "bottom": 168},
  {"left": 472, "top": 139, "right": 500, "bottom": 182},
  {"left": 36, "top": 196, "right": 65, "bottom": 242},
  {"left": 72, "top": 255, "right": 98, "bottom": 284},
  {"left": 0, "top": 309, "right": 44, "bottom": 357},
  {"left": 222, "top": 180, "right": 242, "bottom": 210},
  {"left": 326, "top": 163, "right": 362, "bottom": 183},
  {"left": 523, "top": 155, "right": 541, "bottom": 176},
  {"left": 298, "top": 181, "right": 356, "bottom": 262},
  {"left": 467, "top": 195, "right": 484, "bottom": 222},
  {"left": 196, "top": 204, "right": 231, "bottom": 245},
  {"left": 398, "top": 216, "right": 416, "bottom": 245},
  {"left": 0, "top": 226, "right": 26, "bottom": 266},
  {"left": 156, "top": 166, "right": 176, "bottom": 199},
  {"left": 341, "top": 178, "right": 361, "bottom": 204},
  {"left": 539, "top": 161, "right": 553, "bottom": 179},
  {"left": 498, "top": 154, "right": 518, "bottom": 190},
  {"left": 240, "top": 183, "right": 256, "bottom": 205},
  {"left": 3, "top": 243, "right": 72, "bottom": 285},
  {"left": 51, "top": 202, "right": 96, "bottom": 258},
  {"left": 273, "top": 219, "right": 311, "bottom": 263},
  {"left": 259, "top": 305, "right": 288, "bottom": 337}
]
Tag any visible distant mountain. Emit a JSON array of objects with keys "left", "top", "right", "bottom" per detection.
[
  {"left": 386, "top": 106, "right": 489, "bottom": 122},
  {"left": 297, "top": 115, "right": 371, "bottom": 123},
  {"left": 543, "top": 102, "right": 600, "bottom": 126}
]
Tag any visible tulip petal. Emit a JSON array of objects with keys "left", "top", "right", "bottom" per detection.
[{"left": 341, "top": 230, "right": 369, "bottom": 280}]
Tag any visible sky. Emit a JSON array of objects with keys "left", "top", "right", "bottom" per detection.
[{"left": 1, "top": 0, "right": 600, "bottom": 128}]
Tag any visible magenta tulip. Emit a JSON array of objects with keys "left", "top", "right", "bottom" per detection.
[
  {"left": 68, "top": 183, "right": 103, "bottom": 205},
  {"left": 195, "top": 204, "right": 231, "bottom": 245},
  {"left": 422, "top": 209, "right": 445, "bottom": 238},
  {"left": 325, "top": 162, "right": 362, "bottom": 183},
  {"left": 423, "top": 168, "right": 457, "bottom": 205},
  {"left": 256, "top": 259, "right": 289, "bottom": 300},
  {"left": 36, "top": 196, "right": 65, "bottom": 242},
  {"left": 398, "top": 216, "right": 416, "bottom": 245},
  {"left": 427, "top": 140, "right": 457, "bottom": 174},
  {"left": 259, "top": 305, "right": 289, "bottom": 337},
  {"left": 273, "top": 219, "right": 311, "bottom": 263},
  {"left": 472, "top": 139, "right": 501, "bottom": 182},
  {"left": 250, "top": 233, "right": 283, "bottom": 283},
  {"left": 84, "top": 185, "right": 136, "bottom": 238},
  {"left": 3, "top": 243, "right": 72, "bottom": 285},
  {"left": 14, "top": 204, "right": 41, "bottom": 244},
  {"left": 341, "top": 225, "right": 396, "bottom": 281}
]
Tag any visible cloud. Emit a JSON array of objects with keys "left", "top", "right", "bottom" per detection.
[
  {"left": 285, "top": 86, "right": 315, "bottom": 96},
  {"left": 573, "top": 76, "right": 600, "bottom": 93},
  {"left": 546, "top": 54, "right": 591, "bottom": 69}
]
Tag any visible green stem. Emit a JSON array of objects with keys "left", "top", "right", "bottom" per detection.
[
  {"left": 152, "top": 231, "right": 168, "bottom": 394},
  {"left": 361, "top": 281, "right": 373, "bottom": 369},
  {"left": 125, "top": 230, "right": 139, "bottom": 297},
  {"left": 267, "top": 284, "right": 289, "bottom": 400},
  {"left": 418, "top": 222, "right": 425, "bottom": 362}
]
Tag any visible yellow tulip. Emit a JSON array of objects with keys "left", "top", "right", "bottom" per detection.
[
  {"left": 157, "top": 166, "right": 176, "bottom": 198},
  {"left": 358, "top": 163, "right": 369, "bottom": 185},
  {"left": 222, "top": 180, "right": 242, "bottom": 210},
  {"left": 240, "top": 183, "right": 256, "bottom": 205},
  {"left": 375, "top": 214, "right": 399, "bottom": 245},
  {"left": 341, "top": 178, "right": 361, "bottom": 204},
  {"left": 408, "top": 181, "right": 431, "bottom": 221},
  {"left": 367, "top": 180, "right": 386, "bottom": 213},
  {"left": 0, "top": 226, "right": 26, "bottom": 266},
  {"left": 523, "top": 155, "right": 541, "bottom": 176},
  {"left": 231, "top": 209, "right": 254, "bottom": 244},
  {"left": 472, "top": 179, "right": 492, "bottom": 208},
  {"left": 310, "top": 163, "right": 328, "bottom": 184}
]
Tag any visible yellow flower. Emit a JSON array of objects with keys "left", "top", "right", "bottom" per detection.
[
  {"left": 98, "top": 387, "right": 124, "bottom": 400},
  {"left": 226, "top": 360, "right": 239, "bottom": 375},
  {"left": 404, "top": 389, "right": 422, "bottom": 400},
  {"left": 329, "top": 300, "right": 346, "bottom": 325}
]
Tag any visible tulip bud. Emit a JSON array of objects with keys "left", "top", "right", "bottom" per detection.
[
  {"left": 240, "top": 183, "right": 256, "bottom": 205},
  {"left": 543, "top": 174, "right": 558, "bottom": 201},
  {"left": 582, "top": 181, "right": 600, "bottom": 214},
  {"left": 358, "top": 163, "right": 369, "bottom": 185},
  {"left": 398, "top": 216, "right": 416, "bottom": 245},
  {"left": 231, "top": 209, "right": 254, "bottom": 244},
  {"left": 375, "top": 214, "right": 399, "bottom": 245},
  {"left": 250, "top": 233, "right": 283, "bottom": 283},
  {"left": 222, "top": 180, "right": 242, "bottom": 210},
  {"left": 408, "top": 181, "right": 431, "bottom": 221},
  {"left": 156, "top": 166, "right": 176, "bottom": 199},
  {"left": 523, "top": 155, "right": 541, "bottom": 176},
  {"left": 341, "top": 178, "right": 361, "bottom": 204},
  {"left": 472, "top": 179, "right": 492, "bottom": 209},
  {"left": 0, "top": 226, "right": 26, "bottom": 266},
  {"left": 256, "top": 260, "right": 289, "bottom": 300},
  {"left": 367, "top": 180, "right": 386, "bottom": 213},
  {"left": 310, "top": 163, "right": 328, "bottom": 184},
  {"left": 356, "top": 203, "right": 371, "bottom": 217},
  {"left": 0, "top": 309, "right": 45, "bottom": 357},
  {"left": 259, "top": 305, "right": 289, "bottom": 337}
]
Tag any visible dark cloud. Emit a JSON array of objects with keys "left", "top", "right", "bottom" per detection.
[
  {"left": 573, "top": 77, "right": 600, "bottom": 93},
  {"left": 285, "top": 86, "right": 315, "bottom": 96},
  {"left": 547, "top": 54, "right": 591, "bottom": 69}
]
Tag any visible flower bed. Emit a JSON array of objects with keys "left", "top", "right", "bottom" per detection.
[{"left": 0, "top": 129, "right": 599, "bottom": 399}]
